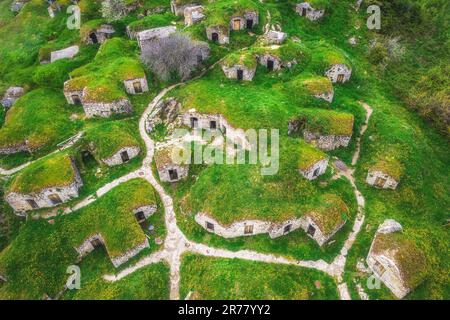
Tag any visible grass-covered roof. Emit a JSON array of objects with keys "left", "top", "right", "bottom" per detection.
[
  {"left": 295, "top": 108, "right": 354, "bottom": 136},
  {"left": 83, "top": 120, "right": 141, "bottom": 160},
  {"left": 298, "top": 141, "right": 327, "bottom": 171},
  {"left": 6, "top": 153, "right": 77, "bottom": 194},
  {"left": 205, "top": 0, "right": 259, "bottom": 27},
  {"left": 127, "top": 12, "right": 175, "bottom": 33},
  {"left": 372, "top": 231, "right": 427, "bottom": 289},
  {"left": 154, "top": 144, "right": 189, "bottom": 170},
  {"left": 222, "top": 51, "right": 257, "bottom": 69},
  {"left": 371, "top": 156, "right": 403, "bottom": 180},
  {"left": 0, "top": 89, "right": 78, "bottom": 151},
  {"left": 253, "top": 40, "right": 310, "bottom": 63},
  {"left": 311, "top": 42, "right": 351, "bottom": 71}
]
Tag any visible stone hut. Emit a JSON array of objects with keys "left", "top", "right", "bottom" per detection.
[
  {"left": 82, "top": 24, "right": 115, "bottom": 45},
  {"left": 81, "top": 87, "right": 133, "bottom": 118},
  {"left": 325, "top": 63, "right": 352, "bottom": 83},
  {"left": 5, "top": 155, "right": 83, "bottom": 214},
  {"left": 101, "top": 146, "right": 140, "bottom": 166},
  {"left": 1, "top": 87, "right": 24, "bottom": 109},
  {"left": 298, "top": 144, "right": 329, "bottom": 180},
  {"left": 63, "top": 77, "right": 89, "bottom": 105},
  {"left": 75, "top": 233, "right": 150, "bottom": 268},
  {"left": 123, "top": 76, "right": 149, "bottom": 95},
  {"left": 10, "top": 0, "right": 28, "bottom": 12},
  {"left": 184, "top": 5, "right": 205, "bottom": 26},
  {"left": 206, "top": 25, "right": 230, "bottom": 44},
  {"left": 221, "top": 52, "right": 257, "bottom": 81},
  {"left": 230, "top": 10, "right": 259, "bottom": 30},
  {"left": 302, "top": 76, "right": 334, "bottom": 102},
  {"left": 171, "top": 0, "right": 201, "bottom": 16},
  {"left": 264, "top": 30, "right": 287, "bottom": 45},
  {"left": 257, "top": 51, "right": 283, "bottom": 72},
  {"left": 137, "top": 26, "right": 177, "bottom": 49},
  {"left": 295, "top": 2, "right": 325, "bottom": 21},
  {"left": 50, "top": 45, "right": 79, "bottom": 63},
  {"left": 367, "top": 219, "right": 427, "bottom": 299},
  {"left": 154, "top": 144, "right": 189, "bottom": 183},
  {"left": 366, "top": 158, "right": 402, "bottom": 190},
  {"left": 133, "top": 204, "right": 157, "bottom": 224}
]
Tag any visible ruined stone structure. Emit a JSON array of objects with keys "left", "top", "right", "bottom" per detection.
[
  {"left": 206, "top": 26, "right": 229, "bottom": 44},
  {"left": 133, "top": 204, "right": 157, "bottom": 224},
  {"left": 5, "top": 158, "right": 83, "bottom": 214},
  {"left": 170, "top": 0, "right": 199, "bottom": 16},
  {"left": 325, "top": 64, "right": 352, "bottom": 83},
  {"left": 1, "top": 86, "right": 24, "bottom": 109},
  {"left": 257, "top": 53, "right": 283, "bottom": 71},
  {"left": 367, "top": 220, "right": 426, "bottom": 299},
  {"left": 366, "top": 169, "right": 399, "bottom": 190},
  {"left": 299, "top": 157, "right": 329, "bottom": 180},
  {"left": 154, "top": 144, "right": 189, "bottom": 183},
  {"left": 82, "top": 24, "right": 115, "bottom": 45},
  {"left": 123, "top": 77, "right": 149, "bottom": 95},
  {"left": 264, "top": 30, "right": 287, "bottom": 44},
  {"left": 303, "top": 131, "right": 352, "bottom": 151},
  {"left": 184, "top": 5, "right": 205, "bottom": 26},
  {"left": 75, "top": 234, "right": 150, "bottom": 268},
  {"left": 221, "top": 61, "right": 256, "bottom": 81},
  {"left": 145, "top": 97, "right": 182, "bottom": 133},
  {"left": 50, "top": 45, "right": 79, "bottom": 63},
  {"left": 101, "top": 146, "right": 140, "bottom": 166},
  {"left": 230, "top": 10, "right": 259, "bottom": 30},
  {"left": 82, "top": 88, "right": 132, "bottom": 118},
  {"left": 295, "top": 2, "right": 325, "bottom": 21},
  {"left": 137, "top": 26, "right": 177, "bottom": 49}
]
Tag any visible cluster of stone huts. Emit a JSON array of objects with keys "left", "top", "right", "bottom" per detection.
[
  {"left": 195, "top": 194, "right": 348, "bottom": 246},
  {"left": 366, "top": 219, "right": 426, "bottom": 298}
]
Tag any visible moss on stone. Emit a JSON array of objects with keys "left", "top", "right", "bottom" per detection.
[
  {"left": 222, "top": 51, "right": 256, "bottom": 69},
  {"left": 296, "top": 108, "right": 354, "bottom": 136},
  {"left": 371, "top": 156, "right": 403, "bottom": 180},
  {"left": 298, "top": 142, "right": 327, "bottom": 171}
]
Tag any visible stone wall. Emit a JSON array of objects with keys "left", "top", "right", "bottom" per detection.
[
  {"left": 184, "top": 5, "right": 205, "bottom": 26},
  {"left": 123, "top": 77, "right": 149, "bottom": 95},
  {"left": 75, "top": 233, "right": 106, "bottom": 257},
  {"left": 82, "top": 25, "right": 115, "bottom": 44},
  {"left": 0, "top": 142, "right": 29, "bottom": 155},
  {"left": 314, "top": 90, "right": 334, "bottom": 103},
  {"left": 63, "top": 87, "right": 84, "bottom": 105},
  {"left": 221, "top": 64, "right": 256, "bottom": 81},
  {"left": 157, "top": 163, "right": 189, "bottom": 182},
  {"left": 304, "top": 131, "right": 351, "bottom": 151},
  {"left": 295, "top": 2, "right": 325, "bottom": 21},
  {"left": 82, "top": 98, "right": 133, "bottom": 118},
  {"left": 298, "top": 158, "right": 329, "bottom": 180},
  {"left": 325, "top": 64, "right": 352, "bottom": 83},
  {"left": 171, "top": 0, "right": 193, "bottom": 16},
  {"left": 257, "top": 53, "right": 282, "bottom": 71},
  {"left": 50, "top": 45, "right": 79, "bottom": 63},
  {"left": 230, "top": 11, "right": 259, "bottom": 30},
  {"left": 1, "top": 86, "right": 24, "bottom": 108},
  {"left": 366, "top": 170, "right": 399, "bottom": 190},
  {"left": 101, "top": 146, "right": 140, "bottom": 166},
  {"left": 133, "top": 204, "right": 157, "bottom": 220},
  {"left": 206, "top": 26, "right": 229, "bottom": 44},
  {"left": 110, "top": 239, "right": 150, "bottom": 268},
  {"left": 5, "top": 159, "right": 83, "bottom": 214}
]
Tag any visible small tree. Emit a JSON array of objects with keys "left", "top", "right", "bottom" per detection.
[
  {"left": 140, "top": 33, "right": 210, "bottom": 82},
  {"left": 101, "top": 0, "right": 127, "bottom": 22}
]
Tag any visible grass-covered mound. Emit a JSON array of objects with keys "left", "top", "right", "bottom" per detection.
[
  {"left": 298, "top": 141, "right": 327, "bottom": 171},
  {"left": 6, "top": 153, "right": 77, "bottom": 194},
  {"left": 0, "top": 89, "right": 79, "bottom": 152},
  {"left": 180, "top": 254, "right": 338, "bottom": 299},
  {"left": 310, "top": 42, "right": 351, "bottom": 73},
  {"left": 126, "top": 12, "right": 175, "bottom": 34},
  {"left": 0, "top": 178, "right": 162, "bottom": 299},
  {"left": 83, "top": 120, "right": 142, "bottom": 160},
  {"left": 305, "top": 193, "right": 348, "bottom": 236},
  {"left": 253, "top": 39, "right": 311, "bottom": 64},
  {"left": 287, "top": 74, "right": 333, "bottom": 96},
  {"left": 204, "top": 0, "right": 260, "bottom": 27},
  {"left": 370, "top": 155, "right": 403, "bottom": 181},
  {"left": 294, "top": 108, "right": 354, "bottom": 136},
  {"left": 222, "top": 50, "right": 257, "bottom": 69}
]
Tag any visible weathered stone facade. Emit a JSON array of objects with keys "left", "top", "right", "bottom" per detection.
[
  {"left": 184, "top": 5, "right": 205, "bottom": 26},
  {"left": 123, "top": 77, "right": 149, "bottom": 95},
  {"left": 154, "top": 144, "right": 189, "bottom": 183},
  {"left": 137, "top": 26, "right": 177, "bottom": 49},
  {"left": 82, "top": 95, "right": 133, "bottom": 118},
  {"left": 110, "top": 239, "right": 149, "bottom": 268},
  {"left": 206, "top": 26, "right": 229, "bottom": 44},
  {"left": 11, "top": 0, "right": 28, "bottom": 12},
  {"left": 298, "top": 157, "right": 329, "bottom": 180},
  {"left": 0, "top": 141, "right": 30, "bottom": 155},
  {"left": 257, "top": 53, "right": 283, "bottom": 71},
  {"left": 5, "top": 158, "right": 83, "bottom": 214},
  {"left": 303, "top": 130, "right": 352, "bottom": 151},
  {"left": 133, "top": 204, "right": 157, "bottom": 223},
  {"left": 366, "top": 169, "right": 399, "bottom": 190},
  {"left": 264, "top": 30, "right": 287, "bottom": 44},
  {"left": 1, "top": 86, "right": 24, "bottom": 109},
  {"left": 195, "top": 211, "right": 344, "bottom": 246},
  {"left": 145, "top": 97, "right": 182, "bottom": 133},
  {"left": 63, "top": 81, "right": 84, "bottom": 105},
  {"left": 314, "top": 90, "right": 334, "bottom": 103},
  {"left": 50, "top": 45, "right": 79, "bottom": 63},
  {"left": 295, "top": 2, "right": 325, "bottom": 21},
  {"left": 82, "top": 24, "right": 115, "bottom": 45},
  {"left": 230, "top": 11, "right": 259, "bottom": 30},
  {"left": 221, "top": 63, "right": 256, "bottom": 81},
  {"left": 101, "top": 146, "right": 140, "bottom": 166},
  {"left": 325, "top": 64, "right": 352, "bottom": 83}
]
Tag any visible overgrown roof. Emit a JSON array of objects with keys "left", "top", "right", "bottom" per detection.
[
  {"left": 205, "top": 0, "right": 259, "bottom": 27},
  {"left": 253, "top": 40, "right": 310, "bottom": 63},
  {"left": 127, "top": 12, "right": 174, "bottom": 33},
  {"left": 295, "top": 108, "right": 354, "bottom": 136},
  {"left": 372, "top": 231, "right": 427, "bottom": 289},
  {"left": 6, "top": 153, "right": 77, "bottom": 194},
  {"left": 298, "top": 141, "right": 327, "bottom": 171},
  {"left": 371, "top": 156, "right": 403, "bottom": 180},
  {"left": 222, "top": 51, "right": 257, "bottom": 69},
  {"left": 154, "top": 144, "right": 189, "bottom": 170}
]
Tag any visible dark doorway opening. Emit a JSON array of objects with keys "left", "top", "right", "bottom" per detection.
[
  {"left": 135, "top": 211, "right": 146, "bottom": 224},
  {"left": 313, "top": 167, "right": 320, "bottom": 178},
  {"left": 237, "top": 69, "right": 244, "bottom": 81},
  {"left": 197, "top": 54, "right": 203, "bottom": 64},
  {"left": 120, "top": 150, "right": 130, "bottom": 162},
  {"left": 133, "top": 81, "right": 142, "bottom": 93},
  {"left": 210, "top": 120, "right": 217, "bottom": 129},
  {"left": 206, "top": 222, "right": 214, "bottom": 231},
  {"left": 211, "top": 32, "right": 219, "bottom": 42},
  {"left": 190, "top": 117, "right": 198, "bottom": 128},
  {"left": 91, "top": 238, "right": 102, "bottom": 248},
  {"left": 48, "top": 194, "right": 62, "bottom": 205},
  {"left": 283, "top": 224, "right": 292, "bottom": 234},
  {"left": 169, "top": 169, "right": 178, "bottom": 181},
  {"left": 302, "top": 8, "right": 307, "bottom": 16},
  {"left": 246, "top": 19, "right": 254, "bottom": 29},
  {"left": 89, "top": 32, "right": 98, "bottom": 44},
  {"left": 307, "top": 224, "right": 316, "bottom": 236},
  {"left": 71, "top": 94, "right": 81, "bottom": 105},
  {"left": 267, "top": 59, "right": 274, "bottom": 71},
  {"left": 26, "top": 199, "right": 39, "bottom": 209}
]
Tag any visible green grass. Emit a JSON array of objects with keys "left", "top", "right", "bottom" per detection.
[
  {"left": 294, "top": 108, "right": 354, "bottom": 136},
  {"left": 0, "top": 178, "right": 164, "bottom": 299},
  {"left": 180, "top": 254, "right": 339, "bottom": 299}
]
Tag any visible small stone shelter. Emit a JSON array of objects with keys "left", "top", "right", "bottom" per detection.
[
  {"left": 184, "top": 5, "right": 205, "bottom": 26},
  {"left": 206, "top": 25, "right": 230, "bottom": 44},
  {"left": 137, "top": 26, "right": 177, "bottom": 49},
  {"left": 298, "top": 144, "right": 329, "bottom": 180},
  {"left": 264, "top": 30, "right": 287, "bottom": 45},
  {"left": 230, "top": 10, "right": 259, "bottom": 30},
  {"left": 367, "top": 219, "right": 427, "bottom": 299},
  {"left": 366, "top": 158, "right": 402, "bottom": 190},
  {"left": 221, "top": 52, "right": 257, "bottom": 81},
  {"left": 295, "top": 2, "right": 325, "bottom": 21},
  {"left": 302, "top": 76, "right": 334, "bottom": 102},
  {"left": 1, "top": 87, "right": 24, "bottom": 109},
  {"left": 154, "top": 144, "right": 189, "bottom": 183},
  {"left": 102, "top": 146, "right": 140, "bottom": 166},
  {"left": 171, "top": 0, "right": 201, "bottom": 16},
  {"left": 325, "top": 63, "right": 352, "bottom": 83},
  {"left": 123, "top": 76, "right": 149, "bottom": 95},
  {"left": 50, "top": 45, "right": 79, "bottom": 63},
  {"left": 82, "top": 24, "right": 115, "bottom": 45}
]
